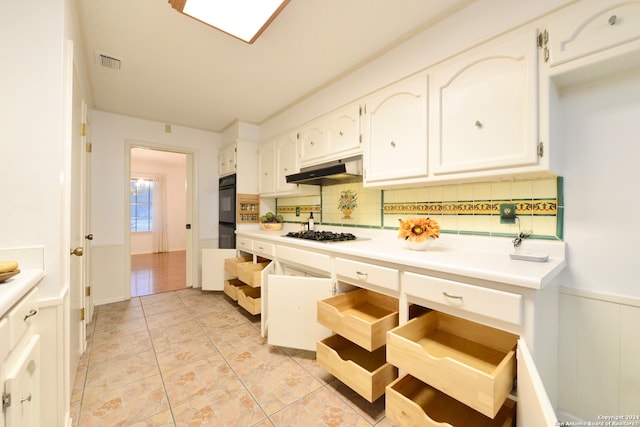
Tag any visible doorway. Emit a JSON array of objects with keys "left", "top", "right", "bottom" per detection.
[{"left": 129, "top": 147, "right": 190, "bottom": 296}]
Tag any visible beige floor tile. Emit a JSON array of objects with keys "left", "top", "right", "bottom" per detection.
[
  {"left": 84, "top": 349, "right": 160, "bottom": 391},
  {"left": 269, "top": 386, "right": 370, "bottom": 426},
  {"left": 194, "top": 309, "right": 253, "bottom": 334},
  {"left": 144, "top": 307, "right": 194, "bottom": 330},
  {"left": 207, "top": 320, "right": 264, "bottom": 356},
  {"left": 283, "top": 348, "right": 336, "bottom": 384},
  {"left": 329, "top": 381, "right": 387, "bottom": 425},
  {"left": 141, "top": 297, "right": 187, "bottom": 316},
  {"left": 171, "top": 389, "right": 267, "bottom": 426},
  {"left": 95, "top": 304, "right": 145, "bottom": 327},
  {"left": 148, "top": 318, "right": 208, "bottom": 348},
  {"left": 129, "top": 410, "right": 176, "bottom": 426},
  {"left": 98, "top": 297, "right": 142, "bottom": 312},
  {"left": 89, "top": 330, "right": 153, "bottom": 363},
  {"left": 154, "top": 339, "right": 220, "bottom": 373},
  {"left": 78, "top": 374, "right": 169, "bottom": 426},
  {"left": 91, "top": 316, "right": 150, "bottom": 343}
]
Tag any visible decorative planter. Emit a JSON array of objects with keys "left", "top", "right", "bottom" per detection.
[
  {"left": 260, "top": 222, "right": 282, "bottom": 231},
  {"left": 404, "top": 237, "right": 435, "bottom": 251},
  {"left": 341, "top": 208, "right": 353, "bottom": 219}
]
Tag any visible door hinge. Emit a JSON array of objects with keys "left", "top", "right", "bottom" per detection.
[
  {"left": 86, "top": 286, "right": 91, "bottom": 297},
  {"left": 537, "top": 29, "right": 549, "bottom": 63},
  {"left": 86, "top": 142, "right": 92, "bottom": 153},
  {"left": 80, "top": 123, "right": 86, "bottom": 136},
  {"left": 537, "top": 141, "right": 544, "bottom": 157},
  {"left": 2, "top": 392, "right": 10, "bottom": 411},
  {"left": 359, "top": 133, "right": 362, "bottom": 144},
  {"left": 80, "top": 307, "right": 85, "bottom": 321}
]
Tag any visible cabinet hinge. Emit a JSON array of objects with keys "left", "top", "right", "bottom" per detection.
[
  {"left": 537, "top": 141, "right": 544, "bottom": 157},
  {"left": 2, "top": 392, "right": 10, "bottom": 411},
  {"left": 537, "top": 29, "right": 549, "bottom": 63},
  {"left": 86, "top": 142, "right": 92, "bottom": 153},
  {"left": 86, "top": 286, "right": 91, "bottom": 297},
  {"left": 80, "top": 122, "right": 87, "bottom": 136},
  {"left": 359, "top": 133, "right": 362, "bottom": 144},
  {"left": 80, "top": 307, "right": 85, "bottom": 321}
]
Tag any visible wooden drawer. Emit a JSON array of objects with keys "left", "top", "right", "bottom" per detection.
[
  {"left": 317, "top": 334, "right": 397, "bottom": 403},
  {"left": 252, "top": 240, "right": 275, "bottom": 258},
  {"left": 236, "top": 237, "right": 252, "bottom": 252},
  {"left": 403, "top": 272, "right": 523, "bottom": 326},
  {"left": 224, "top": 256, "right": 252, "bottom": 276},
  {"left": 386, "top": 374, "right": 516, "bottom": 427},
  {"left": 276, "top": 245, "right": 331, "bottom": 273},
  {"left": 223, "top": 278, "right": 244, "bottom": 301},
  {"left": 7, "top": 287, "right": 39, "bottom": 348},
  {"left": 0, "top": 317, "right": 9, "bottom": 362},
  {"left": 238, "top": 262, "right": 270, "bottom": 287},
  {"left": 317, "top": 289, "right": 399, "bottom": 351},
  {"left": 386, "top": 311, "right": 517, "bottom": 418},
  {"left": 237, "top": 286, "right": 261, "bottom": 315},
  {"left": 334, "top": 257, "right": 400, "bottom": 292}
]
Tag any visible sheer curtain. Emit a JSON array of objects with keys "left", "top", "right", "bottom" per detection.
[{"left": 152, "top": 174, "right": 168, "bottom": 253}]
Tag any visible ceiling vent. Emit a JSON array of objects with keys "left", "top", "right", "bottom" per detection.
[{"left": 95, "top": 51, "right": 122, "bottom": 70}]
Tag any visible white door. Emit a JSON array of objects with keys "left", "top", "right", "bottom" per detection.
[
  {"left": 82, "top": 102, "right": 94, "bottom": 327},
  {"left": 266, "top": 274, "right": 333, "bottom": 351},
  {"left": 517, "top": 338, "right": 557, "bottom": 426}
]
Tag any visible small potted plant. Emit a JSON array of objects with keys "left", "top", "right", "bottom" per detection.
[
  {"left": 398, "top": 217, "right": 440, "bottom": 250},
  {"left": 260, "top": 212, "right": 284, "bottom": 231}
]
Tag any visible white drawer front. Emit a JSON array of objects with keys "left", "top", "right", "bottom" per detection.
[
  {"left": 403, "top": 272, "right": 522, "bottom": 325},
  {"left": 0, "top": 317, "right": 9, "bottom": 362},
  {"left": 276, "top": 245, "right": 331, "bottom": 273},
  {"left": 236, "top": 237, "right": 253, "bottom": 253},
  {"left": 335, "top": 257, "right": 400, "bottom": 292},
  {"left": 253, "top": 240, "right": 275, "bottom": 258},
  {"left": 8, "top": 287, "right": 39, "bottom": 348}
]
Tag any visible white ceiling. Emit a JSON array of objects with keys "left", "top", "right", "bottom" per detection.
[{"left": 76, "top": 0, "right": 474, "bottom": 133}]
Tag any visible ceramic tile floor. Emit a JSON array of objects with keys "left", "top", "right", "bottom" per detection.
[{"left": 71, "top": 288, "right": 396, "bottom": 426}]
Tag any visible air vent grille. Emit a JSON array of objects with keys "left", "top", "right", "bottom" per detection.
[{"left": 95, "top": 52, "right": 122, "bottom": 70}]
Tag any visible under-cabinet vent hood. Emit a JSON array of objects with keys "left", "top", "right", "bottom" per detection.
[{"left": 286, "top": 156, "right": 363, "bottom": 185}]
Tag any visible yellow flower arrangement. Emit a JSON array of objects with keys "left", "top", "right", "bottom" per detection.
[{"left": 398, "top": 217, "right": 441, "bottom": 242}]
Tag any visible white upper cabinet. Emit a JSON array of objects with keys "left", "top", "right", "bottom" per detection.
[
  {"left": 218, "top": 143, "right": 236, "bottom": 177},
  {"left": 362, "top": 72, "right": 429, "bottom": 185},
  {"left": 299, "top": 120, "right": 327, "bottom": 166},
  {"left": 259, "top": 132, "right": 319, "bottom": 198},
  {"left": 430, "top": 26, "right": 541, "bottom": 176},
  {"left": 325, "top": 103, "right": 362, "bottom": 160},
  {"left": 547, "top": 0, "right": 640, "bottom": 67}
]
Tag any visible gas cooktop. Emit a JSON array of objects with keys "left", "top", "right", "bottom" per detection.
[{"left": 284, "top": 230, "right": 358, "bottom": 242}]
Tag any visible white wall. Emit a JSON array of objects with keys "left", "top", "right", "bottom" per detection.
[
  {"left": 130, "top": 156, "right": 187, "bottom": 254},
  {"left": 90, "top": 111, "right": 220, "bottom": 304}
]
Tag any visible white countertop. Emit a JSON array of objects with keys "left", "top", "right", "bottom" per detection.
[
  {"left": 0, "top": 268, "right": 44, "bottom": 316},
  {"left": 236, "top": 226, "right": 566, "bottom": 290}
]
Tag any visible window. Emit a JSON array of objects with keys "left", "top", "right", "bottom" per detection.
[{"left": 130, "top": 178, "right": 153, "bottom": 232}]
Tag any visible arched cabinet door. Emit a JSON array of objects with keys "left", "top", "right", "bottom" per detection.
[
  {"left": 430, "top": 26, "right": 540, "bottom": 176},
  {"left": 3, "top": 335, "right": 40, "bottom": 427}
]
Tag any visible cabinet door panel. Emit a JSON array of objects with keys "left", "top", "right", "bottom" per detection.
[
  {"left": 517, "top": 338, "right": 557, "bottom": 427},
  {"left": 275, "top": 134, "right": 299, "bottom": 193},
  {"left": 267, "top": 275, "right": 332, "bottom": 351},
  {"left": 327, "top": 104, "right": 361, "bottom": 157},
  {"left": 364, "top": 74, "right": 428, "bottom": 183},
  {"left": 299, "top": 121, "right": 327, "bottom": 165},
  {"left": 201, "top": 249, "right": 237, "bottom": 291},
  {"left": 258, "top": 140, "right": 275, "bottom": 195},
  {"left": 549, "top": 0, "right": 640, "bottom": 66},
  {"left": 4, "top": 335, "right": 40, "bottom": 427},
  {"left": 431, "top": 27, "right": 539, "bottom": 175}
]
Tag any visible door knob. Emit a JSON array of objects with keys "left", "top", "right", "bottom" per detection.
[
  {"left": 70, "top": 247, "right": 84, "bottom": 256},
  {"left": 85, "top": 234, "right": 93, "bottom": 240}
]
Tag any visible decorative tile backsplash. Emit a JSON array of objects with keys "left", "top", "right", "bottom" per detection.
[{"left": 276, "top": 177, "right": 563, "bottom": 239}]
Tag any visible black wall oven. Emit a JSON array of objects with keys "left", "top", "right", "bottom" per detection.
[{"left": 219, "top": 174, "right": 236, "bottom": 249}]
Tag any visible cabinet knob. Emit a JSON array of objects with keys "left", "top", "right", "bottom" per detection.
[
  {"left": 339, "top": 130, "right": 344, "bottom": 136},
  {"left": 390, "top": 141, "right": 396, "bottom": 148},
  {"left": 310, "top": 140, "right": 315, "bottom": 145},
  {"left": 475, "top": 120, "right": 483, "bottom": 129},
  {"left": 608, "top": 14, "right": 617, "bottom": 25}
]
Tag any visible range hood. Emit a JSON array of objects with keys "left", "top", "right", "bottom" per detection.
[{"left": 286, "top": 156, "right": 363, "bottom": 185}]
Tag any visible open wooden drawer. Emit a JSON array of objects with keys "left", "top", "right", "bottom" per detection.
[
  {"left": 237, "top": 285, "right": 261, "bottom": 315},
  {"left": 223, "top": 278, "right": 244, "bottom": 301},
  {"left": 237, "top": 261, "right": 270, "bottom": 287},
  {"left": 386, "top": 311, "right": 517, "bottom": 418},
  {"left": 317, "top": 334, "right": 397, "bottom": 402},
  {"left": 224, "top": 256, "right": 252, "bottom": 277},
  {"left": 317, "top": 289, "right": 399, "bottom": 351},
  {"left": 386, "top": 374, "right": 516, "bottom": 427}
]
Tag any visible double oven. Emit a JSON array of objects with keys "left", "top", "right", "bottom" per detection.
[{"left": 218, "top": 174, "right": 236, "bottom": 249}]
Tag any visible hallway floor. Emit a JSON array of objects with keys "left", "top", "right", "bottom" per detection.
[{"left": 71, "top": 288, "right": 394, "bottom": 426}]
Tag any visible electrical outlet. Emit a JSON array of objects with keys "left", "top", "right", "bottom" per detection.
[
  {"left": 500, "top": 203, "right": 516, "bottom": 224},
  {"left": 295, "top": 207, "right": 300, "bottom": 217}
]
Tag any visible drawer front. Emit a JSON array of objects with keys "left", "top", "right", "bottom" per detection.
[
  {"left": 403, "top": 272, "right": 522, "bottom": 325},
  {"left": 252, "top": 240, "right": 275, "bottom": 258},
  {"left": 8, "top": 287, "right": 39, "bottom": 348},
  {"left": 236, "top": 237, "right": 253, "bottom": 252},
  {"left": 334, "top": 258, "right": 400, "bottom": 292},
  {"left": 276, "top": 245, "right": 331, "bottom": 273},
  {"left": 0, "top": 317, "right": 9, "bottom": 361}
]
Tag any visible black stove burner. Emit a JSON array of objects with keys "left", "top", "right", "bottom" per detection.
[{"left": 285, "top": 230, "right": 357, "bottom": 242}]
